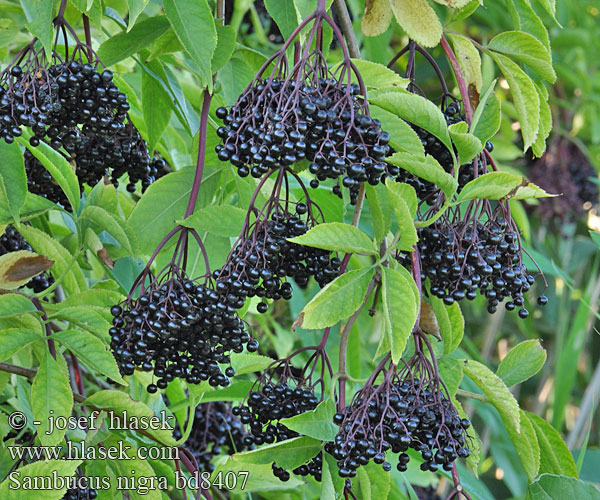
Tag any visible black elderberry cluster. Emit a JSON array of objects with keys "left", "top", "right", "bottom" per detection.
[
  {"left": 0, "top": 225, "right": 54, "bottom": 293},
  {"left": 413, "top": 485, "right": 442, "bottom": 500},
  {"left": 109, "top": 274, "right": 253, "bottom": 393},
  {"left": 411, "top": 217, "right": 547, "bottom": 316},
  {"left": 234, "top": 380, "right": 322, "bottom": 481},
  {"left": 61, "top": 484, "right": 98, "bottom": 500},
  {"left": 215, "top": 74, "right": 391, "bottom": 204},
  {"left": 0, "top": 61, "right": 128, "bottom": 147},
  {"left": 215, "top": 202, "right": 340, "bottom": 313},
  {"left": 173, "top": 401, "right": 249, "bottom": 473},
  {"left": 330, "top": 368, "right": 470, "bottom": 478}
]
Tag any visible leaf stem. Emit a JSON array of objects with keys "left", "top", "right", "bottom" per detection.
[
  {"left": 455, "top": 388, "right": 488, "bottom": 401},
  {"left": 440, "top": 35, "right": 473, "bottom": 125}
]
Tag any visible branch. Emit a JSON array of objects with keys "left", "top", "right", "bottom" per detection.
[{"left": 333, "top": 0, "right": 360, "bottom": 59}]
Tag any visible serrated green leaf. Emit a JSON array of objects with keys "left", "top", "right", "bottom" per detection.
[
  {"left": 507, "top": 409, "right": 540, "bottom": 482},
  {"left": 448, "top": 33, "right": 483, "bottom": 93},
  {"left": 288, "top": 222, "right": 378, "bottom": 255},
  {"left": 52, "top": 329, "right": 126, "bottom": 385},
  {"left": 320, "top": 455, "right": 337, "bottom": 500},
  {"left": 346, "top": 59, "right": 409, "bottom": 90},
  {"left": 531, "top": 81, "right": 552, "bottom": 158},
  {"left": 508, "top": 0, "right": 550, "bottom": 51},
  {"left": 0, "top": 192, "right": 56, "bottom": 224},
  {"left": 497, "top": 340, "right": 546, "bottom": 387},
  {"left": 279, "top": 398, "right": 337, "bottom": 441},
  {"left": 386, "top": 181, "right": 418, "bottom": 217},
  {"left": 162, "top": 0, "right": 216, "bottom": 88},
  {"left": 212, "top": 459, "right": 303, "bottom": 492},
  {"left": 0, "top": 328, "right": 42, "bottom": 362},
  {"left": 18, "top": 135, "right": 80, "bottom": 213},
  {"left": 299, "top": 267, "right": 375, "bottom": 329},
  {"left": 371, "top": 92, "right": 453, "bottom": 154},
  {"left": 448, "top": 122, "right": 483, "bottom": 164},
  {"left": 387, "top": 186, "right": 417, "bottom": 251},
  {"left": 490, "top": 51, "right": 540, "bottom": 151},
  {"left": 471, "top": 79, "right": 501, "bottom": 145},
  {"left": 212, "top": 24, "right": 236, "bottom": 73},
  {"left": 526, "top": 413, "right": 578, "bottom": 477},
  {"left": 488, "top": 31, "right": 556, "bottom": 83},
  {"left": 526, "top": 474, "right": 600, "bottom": 500},
  {"left": 17, "top": 225, "right": 87, "bottom": 295},
  {"left": 366, "top": 184, "right": 392, "bottom": 244},
  {"left": 0, "top": 459, "right": 82, "bottom": 499},
  {"left": 358, "top": 461, "right": 391, "bottom": 500},
  {"left": 0, "top": 141, "right": 26, "bottom": 224},
  {"left": 370, "top": 105, "right": 425, "bottom": 156},
  {"left": 31, "top": 352, "right": 73, "bottom": 446},
  {"left": 142, "top": 62, "right": 173, "bottom": 155},
  {"left": 439, "top": 357, "right": 463, "bottom": 397},
  {"left": 126, "top": 0, "right": 150, "bottom": 31},
  {"left": 81, "top": 205, "right": 138, "bottom": 258},
  {"left": 97, "top": 16, "right": 171, "bottom": 66},
  {"left": 362, "top": 0, "right": 393, "bottom": 37},
  {"left": 24, "top": 0, "right": 53, "bottom": 60},
  {"left": 430, "top": 296, "right": 464, "bottom": 354},
  {"left": 232, "top": 436, "right": 321, "bottom": 469},
  {"left": 109, "top": 441, "right": 162, "bottom": 500},
  {"left": 462, "top": 359, "right": 521, "bottom": 433},
  {"left": 230, "top": 352, "right": 274, "bottom": 376},
  {"left": 83, "top": 391, "right": 177, "bottom": 446},
  {"left": 0, "top": 293, "right": 37, "bottom": 318},
  {"left": 264, "top": 0, "right": 298, "bottom": 40},
  {"left": 387, "top": 152, "right": 457, "bottom": 199},
  {"left": 456, "top": 171, "right": 553, "bottom": 202},
  {"left": 388, "top": 0, "right": 442, "bottom": 48},
  {"left": 178, "top": 204, "right": 247, "bottom": 237},
  {"left": 382, "top": 266, "right": 419, "bottom": 362}
]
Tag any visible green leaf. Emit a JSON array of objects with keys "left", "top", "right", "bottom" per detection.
[
  {"left": 178, "top": 204, "right": 247, "bottom": 237},
  {"left": 0, "top": 293, "right": 37, "bottom": 318},
  {"left": 508, "top": 0, "right": 550, "bottom": 51},
  {"left": 31, "top": 352, "right": 73, "bottom": 446},
  {"left": 0, "top": 192, "right": 56, "bottom": 224},
  {"left": 24, "top": 0, "right": 54, "bottom": 59},
  {"left": 456, "top": 171, "right": 553, "bottom": 202},
  {"left": 531, "top": 81, "right": 552, "bottom": 158},
  {"left": 506, "top": 409, "right": 541, "bottom": 482},
  {"left": 439, "top": 357, "right": 463, "bottom": 397},
  {"left": 212, "top": 459, "right": 303, "bottom": 492},
  {"left": 142, "top": 62, "right": 173, "bottom": 155},
  {"left": 471, "top": 79, "right": 501, "bottom": 145},
  {"left": 386, "top": 181, "right": 417, "bottom": 217},
  {"left": 128, "top": 166, "right": 222, "bottom": 254},
  {"left": 0, "top": 328, "right": 42, "bottom": 362},
  {"left": 230, "top": 352, "right": 274, "bottom": 376},
  {"left": 195, "top": 380, "right": 255, "bottom": 403},
  {"left": 212, "top": 24, "right": 236, "bottom": 73},
  {"left": 299, "top": 267, "right": 375, "bottom": 329},
  {"left": 126, "top": 0, "right": 150, "bottom": 31},
  {"left": 97, "top": 16, "right": 171, "bottom": 66},
  {"left": 490, "top": 52, "right": 540, "bottom": 151},
  {"left": 370, "top": 105, "right": 425, "bottom": 156},
  {"left": 346, "top": 59, "right": 409, "bottom": 90},
  {"left": 362, "top": 0, "right": 393, "bottom": 37},
  {"left": 17, "top": 225, "right": 87, "bottom": 295},
  {"left": 382, "top": 266, "right": 419, "bottom": 363},
  {"left": 371, "top": 92, "right": 453, "bottom": 154},
  {"left": 462, "top": 359, "right": 521, "bottom": 433},
  {"left": 83, "top": 390, "right": 177, "bottom": 446},
  {"left": 488, "top": 31, "right": 556, "bottom": 83},
  {"left": 0, "top": 141, "right": 26, "bottom": 224},
  {"left": 497, "top": 340, "right": 546, "bottom": 387},
  {"left": 81, "top": 205, "right": 138, "bottom": 258},
  {"left": 232, "top": 436, "right": 321, "bottom": 469},
  {"left": 388, "top": 0, "right": 442, "bottom": 48},
  {"left": 264, "top": 0, "right": 298, "bottom": 40},
  {"left": 18, "top": 135, "right": 80, "bottom": 213},
  {"left": 163, "top": 0, "right": 217, "bottom": 88},
  {"left": 526, "top": 474, "right": 600, "bottom": 500},
  {"left": 448, "top": 122, "right": 483, "bottom": 164},
  {"left": 387, "top": 186, "right": 417, "bottom": 251},
  {"left": 387, "top": 152, "right": 457, "bottom": 199},
  {"left": 357, "top": 461, "right": 391, "bottom": 500},
  {"left": 430, "top": 296, "right": 464, "bottom": 354},
  {"left": 280, "top": 398, "right": 337, "bottom": 441},
  {"left": 448, "top": 33, "right": 483, "bottom": 93},
  {"left": 320, "top": 456, "right": 337, "bottom": 500},
  {"left": 366, "top": 184, "right": 392, "bottom": 244},
  {"left": 109, "top": 441, "right": 162, "bottom": 500},
  {"left": 526, "top": 413, "right": 578, "bottom": 477},
  {"left": 288, "top": 222, "right": 378, "bottom": 255},
  {"left": 0, "top": 459, "right": 82, "bottom": 500},
  {"left": 52, "top": 330, "right": 127, "bottom": 385}
]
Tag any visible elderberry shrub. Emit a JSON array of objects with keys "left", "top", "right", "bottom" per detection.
[
  {"left": 234, "top": 354, "right": 326, "bottom": 482},
  {"left": 398, "top": 206, "right": 547, "bottom": 316},
  {"left": 331, "top": 350, "right": 470, "bottom": 478},
  {"left": 173, "top": 402, "right": 249, "bottom": 472},
  {"left": 0, "top": 225, "right": 54, "bottom": 292},
  {"left": 215, "top": 199, "right": 340, "bottom": 313},
  {"left": 215, "top": 73, "right": 391, "bottom": 204},
  {"left": 109, "top": 272, "right": 252, "bottom": 392}
]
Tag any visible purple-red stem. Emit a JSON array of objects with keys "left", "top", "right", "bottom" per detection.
[
  {"left": 32, "top": 298, "right": 56, "bottom": 360},
  {"left": 440, "top": 36, "right": 473, "bottom": 125}
]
